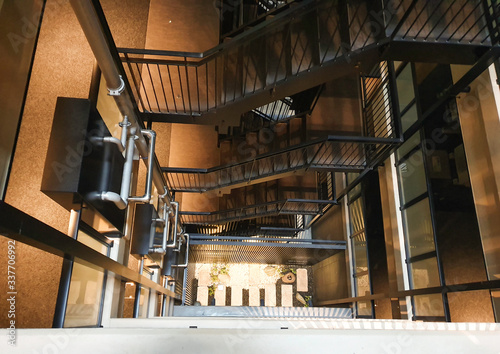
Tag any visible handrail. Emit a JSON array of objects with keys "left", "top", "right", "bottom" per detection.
[
  {"left": 220, "top": 0, "right": 295, "bottom": 40},
  {"left": 119, "top": 0, "right": 495, "bottom": 120},
  {"left": 189, "top": 234, "right": 346, "bottom": 245},
  {"left": 180, "top": 198, "right": 337, "bottom": 225},
  {"left": 118, "top": 0, "right": 316, "bottom": 60},
  {"left": 162, "top": 135, "right": 400, "bottom": 175}
]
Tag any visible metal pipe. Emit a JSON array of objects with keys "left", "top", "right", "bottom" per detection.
[
  {"left": 149, "top": 202, "right": 170, "bottom": 254},
  {"left": 161, "top": 205, "right": 170, "bottom": 251},
  {"left": 100, "top": 191, "right": 127, "bottom": 210},
  {"left": 120, "top": 134, "right": 137, "bottom": 203},
  {"left": 120, "top": 115, "right": 129, "bottom": 148},
  {"left": 132, "top": 257, "right": 144, "bottom": 318},
  {"left": 166, "top": 201, "right": 180, "bottom": 248},
  {"left": 161, "top": 277, "right": 168, "bottom": 316},
  {"left": 69, "top": 0, "right": 172, "bottom": 206},
  {"left": 52, "top": 209, "right": 81, "bottom": 328},
  {"left": 128, "top": 129, "right": 156, "bottom": 203},
  {"left": 102, "top": 136, "right": 125, "bottom": 152},
  {"left": 172, "top": 234, "right": 189, "bottom": 268}
]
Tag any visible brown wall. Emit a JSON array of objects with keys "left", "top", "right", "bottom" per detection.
[{"left": 0, "top": 0, "right": 150, "bottom": 328}]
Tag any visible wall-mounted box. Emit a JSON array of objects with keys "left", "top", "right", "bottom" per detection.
[
  {"left": 131, "top": 203, "right": 157, "bottom": 256},
  {"left": 41, "top": 97, "right": 126, "bottom": 232}
]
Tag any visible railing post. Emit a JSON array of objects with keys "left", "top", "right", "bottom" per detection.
[
  {"left": 389, "top": 0, "right": 418, "bottom": 39},
  {"left": 132, "top": 257, "right": 145, "bottom": 318},
  {"left": 52, "top": 209, "right": 81, "bottom": 328},
  {"left": 387, "top": 61, "right": 403, "bottom": 141},
  {"left": 482, "top": 0, "right": 500, "bottom": 45}
]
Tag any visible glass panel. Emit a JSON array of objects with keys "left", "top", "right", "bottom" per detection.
[
  {"left": 138, "top": 287, "right": 150, "bottom": 318},
  {"left": 123, "top": 282, "right": 136, "bottom": 318},
  {"left": 356, "top": 273, "right": 371, "bottom": 297},
  {"left": 414, "top": 294, "right": 444, "bottom": 317},
  {"left": 0, "top": 0, "right": 44, "bottom": 199},
  {"left": 346, "top": 172, "right": 361, "bottom": 199},
  {"left": 64, "top": 259, "right": 105, "bottom": 327},
  {"left": 349, "top": 198, "right": 364, "bottom": 234},
  {"left": 77, "top": 230, "right": 108, "bottom": 254},
  {"left": 491, "top": 290, "right": 500, "bottom": 323},
  {"left": 403, "top": 198, "right": 435, "bottom": 258},
  {"left": 394, "top": 61, "right": 404, "bottom": 71},
  {"left": 353, "top": 231, "right": 368, "bottom": 274},
  {"left": 397, "top": 132, "right": 420, "bottom": 160},
  {"left": 396, "top": 64, "right": 415, "bottom": 112},
  {"left": 401, "top": 104, "right": 418, "bottom": 133},
  {"left": 357, "top": 300, "right": 372, "bottom": 317},
  {"left": 410, "top": 257, "right": 441, "bottom": 289},
  {"left": 64, "top": 231, "right": 107, "bottom": 327},
  {"left": 398, "top": 150, "right": 427, "bottom": 205}
]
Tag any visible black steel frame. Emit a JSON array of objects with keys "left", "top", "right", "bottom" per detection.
[
  {"left": 1, "top": 0, "right": 47, "bottom": 201},
  {"left": 0, "top": 201, "right": 177, "bottom": 299}
]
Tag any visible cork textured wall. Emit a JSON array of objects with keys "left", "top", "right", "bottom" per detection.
[{"left": 0, "top": 0, "right": 151, "bottom": 328}]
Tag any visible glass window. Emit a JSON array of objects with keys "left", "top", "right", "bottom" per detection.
[
  {"left": 346, "top": 173, "right": 361, "bottom": 200},
  {"left": 401, "top": 104, "right": 418, "bottom": 133},
  {"left": 410, "top": 257, "right": 441, "bottom": 289},
  {"left": 349, "top": 198, "right": 365, "bottom": 234},
  {"left": 403, "top": 198, "right": 435, "bottom": 258},
  {"left": 139, "top": 287, "right": 150, "bottom": 318},
  {"left": 353, "top": 232, "right": 368, "bottom": 274},
  {"left": 398, "top": 150, "right": 427, "bottom": 204},
  {"left": 491, "top": 290, "right": 500, "bottom": 322},
  {"left": 396, "top": 64, "right": 415, "bottom": 112},
  {"left": 357, "top": 300, "right": 373, "bottom": 316},
  {"left": 397, "top": 132, "right": 420, "bottom": 160},
  {"left": 356, "top": 273, "right": 371, "bottom": 297},
  {"left": 414, "top": 294, "right": 445, "bottom": 317},
  {"left": 64, "top": 230, "right": 108, "bottom": 327}
]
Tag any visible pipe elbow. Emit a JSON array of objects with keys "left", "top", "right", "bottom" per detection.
[{"left": 100, "top": 191, "right": 127, "bottom": 209}]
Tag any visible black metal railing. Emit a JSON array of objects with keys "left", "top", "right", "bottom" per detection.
[
  {"left": 186, "top": 214, "right": 303, "bottom": 237},
  {"left": 388, "top": 0, "right": 496, "bottom": 44},
  {"left": 163, "top": 135, "right": 399, "bottom": 192},
  {"left": 253, "top": 96, "right": 295, "bottom": 123},
  {"left": 219, "top": 0, "right": 293, "bottom": 40},
  {"left": 361, "top": 61, "right": 397, "bottom": 140},
  {"left": 189, "top": 234, "right": 346, "bottom": 247},
  {"left": 180, "top": 198, "right": 337, "bottom": 225},
  {"left": 118, "top": 0, "right": 496, "bottom": 119}
]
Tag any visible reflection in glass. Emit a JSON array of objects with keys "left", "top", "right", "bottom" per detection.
[
  {"left": 64, "top": 231, "right": 107, "bottom": 327},
  {"left": 356, "top": 273, "right": 371, "bottom": 297},
  {"left": 414, "top": 294, "right": 444, "bottom": 317},
  {"left": 401, "top": 104, "right": 418, "bottom": 133},
  {"left": 346, "top": 172, "right": 361, "bottom": 199},
  {"left": 397, "top": 132, "right": 420, "bottom": 160},
  {"left": 403, "top": 198, "right": 435, "bottom": 258},
  {"left": 139, "top": 287, "right": 150, "bottom": 318},
  {"left": 396, "top": 64, "right": 415, "bottom": 112},
  {"left": 357, "top": 300, "right": 373, "bottom": 317},
  {"left": 398, "top": 150, "right": 427, "bottom": 204},
  {"left": 353, "top": 232, "right": 368, "bottom": 274},
  {"left": 491, "top": 290, "right": 500, "bottom": 322},
  {"left": 410, "top": 257, "right": 441, "bottom": 289},
  {"left": 349, "top": 198, "right": 364, "bottom": 234}
]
